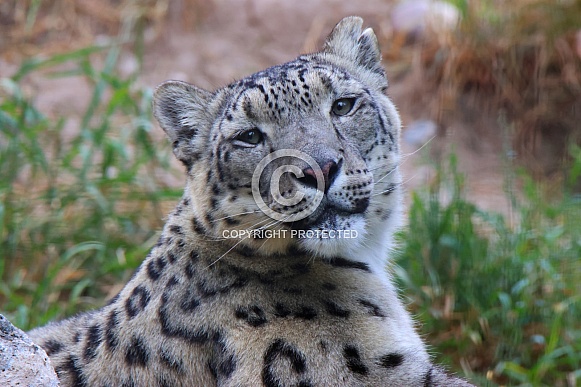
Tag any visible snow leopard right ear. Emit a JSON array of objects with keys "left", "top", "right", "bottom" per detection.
[
  {"left": 323, "top": 16, "right": 385, "bottom": 79},
  {"left": 153, "top": 80, "right": 213, "bottom": 169}
]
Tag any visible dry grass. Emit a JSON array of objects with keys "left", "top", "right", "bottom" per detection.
[
  {"left": 399, "top": 0, "right": 581, "bottom": 177},
  {"left": 0, "top": 0, "right": 212, "bottom": 59}
]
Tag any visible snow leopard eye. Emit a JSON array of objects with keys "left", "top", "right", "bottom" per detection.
[
  {"left": 235, "top": 128, "right": 264, "bottom": 145},
  {"left": 331, "top": 98, "right": 356, "bottom": 116}
]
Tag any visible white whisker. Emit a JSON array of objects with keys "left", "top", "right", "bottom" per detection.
[
  {"left": 372, "top": 173, "right": 418, "bottom": 197},
  {"left": 400, "top": 135, "right": 436, "bottom": 159},
  {"left": 206, "top": 236, "right": 250, "bottom": 267},
  {"left": 369, "top": 135, "right": 435, "bottom": 182},
  {"left": 212, "top": 209, "right": 263, "bottom": 222},
  {"left": 374, "top": 166, "right": 398, "bottom": 184},
  {"left": 205, "top": 212, "right": 294, "bottom": 266}
]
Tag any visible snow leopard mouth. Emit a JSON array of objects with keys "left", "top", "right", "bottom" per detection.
[{"left": 288, "top": 199, "right": 369, "bottom": 230}]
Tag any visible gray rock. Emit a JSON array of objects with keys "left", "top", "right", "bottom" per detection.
[
  {"left": 0, "top": 314, "right": 59, "bottom": 387},
  {"left": 402, "top": 119, "right": 438, "bottom": 149},
  {"left": 391, "top": 0, "right": 460, "bottom": 35}
]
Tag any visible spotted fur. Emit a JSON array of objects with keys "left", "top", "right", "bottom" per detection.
[{"left": 28, "top": 17, "right": 474, "bottom": 386}]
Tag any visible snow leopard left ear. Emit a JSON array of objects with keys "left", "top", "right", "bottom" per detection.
[{"left": 323, "top": 16, "right": 383, "bottom": 75}]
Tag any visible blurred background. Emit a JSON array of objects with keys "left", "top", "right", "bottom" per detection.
[{"left": 1, "top": 0, "right": 580, "bottom": 385}]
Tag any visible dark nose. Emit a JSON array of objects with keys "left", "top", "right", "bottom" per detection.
[{"left": 300, "top": 160, "right": 339, "bottom": 193}]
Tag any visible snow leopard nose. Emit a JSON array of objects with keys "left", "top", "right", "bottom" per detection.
[{"left": 299, "top": 160, "right": 340, "bottom": 194}]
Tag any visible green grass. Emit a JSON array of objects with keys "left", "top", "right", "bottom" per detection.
[
  {"left": 395, "top": 153, "right": 581, "bottom": 386},
  {"left": 1, "top": 38, "right": 580, "bottom": 387},
  {"left": 0, "top": 42, "right": 181, "bottom": 329}
]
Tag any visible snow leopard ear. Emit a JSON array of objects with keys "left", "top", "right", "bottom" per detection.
[
  {"left": 323, "top": 16, "right": 384, "bottom": 77},
  {"left": 153, "top": 80, "right": 213, "bottom": 170}
]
